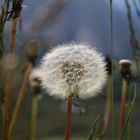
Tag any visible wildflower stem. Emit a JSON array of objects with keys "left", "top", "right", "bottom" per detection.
[
  {"left": 65, "top": 96, "right": 72, "bottom": 140},
  {"left": 127, "top": 83, "right": 132, "bottom": 140},
  {"left": 30, "top": 94, "right": 39, "bottom": 140},
  {"left": 97, "top": 75, "right": 112, "bottom": 140},
  {"left": 109, "top": 0, "right": 115, "bottom": 139},
  {"left": 2, "top": 18, "right": 18, "bottom": 140},
  {"left": 8, "top": 62, "right": 32, "bottom": 140},
  {"left": 88, "top": 115, "right": 99, "bottom": 140},
  {"left": 119, "top": 83, "right": 136, "bottom": 140},
  {"left": 119, "top": 79, "right": 127, "bottom": 136},
  {"left": 0, "top": 22, "right": 5, "bottom": 57},
  {"left": 9, "top": 18, "right": 18, "bottom": 55}
]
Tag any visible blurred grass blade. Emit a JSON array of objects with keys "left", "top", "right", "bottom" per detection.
[
  {"left": 109, "top": 0, "right": 115, "bottom": 139},
  {"left": 119, "top": 84, "right": 137, "bottom": 140},
  {"left": 30, "top": 94, "right": 39, "bottom": 140},
  {"left": 87, "top": 115, "right": 100, "bottom": 140}
]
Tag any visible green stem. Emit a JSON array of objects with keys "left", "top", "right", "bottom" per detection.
[
  {"left": 127, "top": 83, "right": 132, "bottom": 140},
  {"left": 119, "top": 84, "right": 137, "bottom": 140},
  {"left": 87, "top": 115, "right": 99, "bottom": 140},
  {"left": 97, "top": 75, "right": 112, "bottom": 140},
  {"left": 119, "top": 79, "right": 127, "bottom": 136},
  {"left": 109, "top": 0, "right": 115, "bottom": 139},
  {"left": 30, "top": 94, "right": 39, "bottom": 140}
]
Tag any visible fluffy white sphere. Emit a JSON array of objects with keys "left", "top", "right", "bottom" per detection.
[
  {"left": 29, "top": 68, "right": 42, "bottom": 87},
  {"left": 40, "top": 43, "right": 107, "bottom": 99}
]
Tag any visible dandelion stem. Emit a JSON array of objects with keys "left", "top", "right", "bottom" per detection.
[
  {"left": 97, "top": 75, "right": 112, "bottom": 140},
  {"left": 8, "top": 62, "right": 32, "bottom": 140},
  {"left": 65, "top": 96, "right": 72, "bottom": 140},
  {"left": 127, "top": 83, "right": 132, "bottom": 140},
  {"left": 2, "top": 18, "right": 18, "bottom": 140},
  {"left": 119, "top": 83, "right": 136, "bottom": 140},
  {"left": 30, "top": 94, "right": 39, "bottom": 140},
  {"left": 119, "top": 79, "right": 127, "bottom": 135}
]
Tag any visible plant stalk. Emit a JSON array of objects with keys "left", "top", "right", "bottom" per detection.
[
  {"left": 2, "top": 18, "right": 18, "bottom": 140},
  {"left": 65, "top": 96, "right": 72, "bottom": 140},
  {"left": 127, "top": 83, "right": 132, "bottom": 140},
  {"left": 119, "top": 79, "right": 127, "bottom": 136},
  {"left": 97, "top": 75, "right": 112, "bottom": 140},
  {"left": 30, "top": 94, "right": 39, "bottom": 140},
  {"left": 109, "top": 0, "right": 115, "bottom": 139},
  {"left": 8, "top": 62, "right": 32, "bottom": 140}
]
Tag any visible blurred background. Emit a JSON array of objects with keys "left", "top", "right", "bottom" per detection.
[{"left": 0, "top": 0, "right": 140, "bottom": 139}]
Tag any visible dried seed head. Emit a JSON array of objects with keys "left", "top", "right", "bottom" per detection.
[
  {"left": 40, "top": 43, "right": 107, "bottom": 99},
  {"left": 25, "top": 40, "right": 39, "bottom": 65},
  {"left": 119, "top": 59, "right": 132, "bottom": 80},
  {"left": 29, "top": 68, "right": 42, "bottom": 93}
]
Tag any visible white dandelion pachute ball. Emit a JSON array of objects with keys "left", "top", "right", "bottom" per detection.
[
  {"left": 40, "top": 43, "right": 107, "bottom": 99},
  {"left": 29, "top": 68, "right": 42, "bottom": 88}
]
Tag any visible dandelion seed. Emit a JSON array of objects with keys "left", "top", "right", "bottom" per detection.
[{"left": 40, "top": 43, "right": 107, "bottom": 99}]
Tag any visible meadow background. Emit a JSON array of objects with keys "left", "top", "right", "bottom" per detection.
[{"left": 0, "top": 0, "right": 140, "bottom": 139}]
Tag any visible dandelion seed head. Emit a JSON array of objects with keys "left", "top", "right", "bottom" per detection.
[
  {"left": 119, "top": 59, "right": 132, "bottom": 80},
  {"left": 40, "top": 43, "right": 107, "bottom": 99},
  {"left": 29, "top": 68, "right": 42, "bottom": 88},
  {"left": 119, "top": 59, "right": 132, "bottom": 65}
]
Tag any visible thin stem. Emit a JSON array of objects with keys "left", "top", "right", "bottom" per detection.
[
  {"left": 127, "top": 83, "right": 132, "bottom": 140},
  {"left": 0, "top": 23, "right": 5, "bottom": 57},
  {"left": 2, "top": 18, "right": 18, "bottom": 140},
  {"left": 30, "top": 94, "right": 39, "bottom": 140},
  {"left": 119, "top": 79, "right": 127, "bottom": 136},
  {"left": 109, "top": 0, "right": 115, "bottom": 139},
  {"left": 65, "top": 96, "right": 72, "bottom": 140},
  {"left": 97, "top": 75, "right": 112, "bottom": 140},
  {"left": 87, "top": 115, "right": 100, "bottom": 140},
  {"left": 119, "top": 83, "right": 137, "bottom": 140},
  {"left": 9, "top": 18, "right": 18, "bottom": 56},
  {"left": 8, "top": 63, "right": 32, "bottom": 140}
]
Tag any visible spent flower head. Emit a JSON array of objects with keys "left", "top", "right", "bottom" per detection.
[
  {"left": 29, "top": 68, "right": 42, "bottom": 88},
  {"left": 119, "top": 59, "right": 132, "bottom": 80},
  {"left": 40, "top": 43, "right": 107, "bottom": 99}
]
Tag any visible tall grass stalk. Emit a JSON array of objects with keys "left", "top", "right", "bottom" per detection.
[
  {"left": 109, "top": 0, "right": 115, "bottom": 139},
  {"left": 87, "top": 115, "right": 99, "bottom": 140},
  {"left": 8, "top": 62, "right": 32, "bottom": 140},
  {"left": 119, "top": 79, "right": 127, "bottom": 135},
  {"left": 127, "top": 83, "right": 132, "bottom": 140},
  {"left": 0, "top": 59, "right": 6, "bottom": 122},
  {"left": 119, "top": 84, "right": 137, "bottom": 140},
  {"left": 65, "top": 96, "right": 72, "bottom": 140},
  {"left": 96, "top": 75, "right": 112, "bottom": 140},
  {"left": 2, "top": 18, "right": 18, "bottom": 140},
  {"left": 30, "top": 93, "right": 39, "bottom": 140},
  {"left": 0, "top": 0, "right": 10, "bottom": 57}
]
